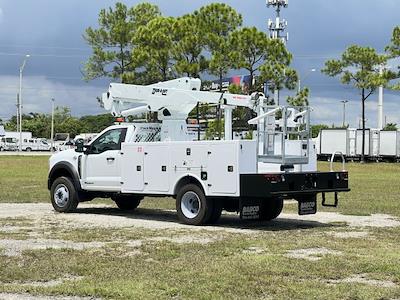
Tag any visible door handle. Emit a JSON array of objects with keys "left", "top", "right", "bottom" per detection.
[{"left": 106, "top": 157, "right": 115, "bottom": 161}]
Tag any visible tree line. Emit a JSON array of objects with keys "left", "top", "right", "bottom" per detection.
[
  {"left": 3, "top": 108, "right": 114, "bottom": 139},
  {"left": 83, "top": 2, "right": 305, "bottom": 103}
]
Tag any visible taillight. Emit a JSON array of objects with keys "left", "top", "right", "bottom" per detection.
[
  {"left": 263, "top": 174, "right": 282, "bottom": 183},
  {"left": 340, "top": 172, "right": 348, "bottom": 180}
]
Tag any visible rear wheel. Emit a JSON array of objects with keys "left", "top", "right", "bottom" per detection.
[
  {"left": 112, "top": 194, "right": 143, "bottom": 211},
  {"left": 259, "top": 198, "right": 283, "bottom": 221},
  {"left": 50, "top": 176, "right": 79, "bottom": 212},
  {"left": 176, "top": 184, "right": 213, "bottom": 225},
  {"left": 26, "top": 147, "right": 32, "bottom": 152}
]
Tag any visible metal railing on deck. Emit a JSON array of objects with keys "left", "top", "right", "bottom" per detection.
[{"left": 248, "top": 106, "right": 311, "bottom": 166}]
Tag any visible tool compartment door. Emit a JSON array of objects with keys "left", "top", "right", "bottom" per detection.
[
  {"left": 207, "top": 143, "right": 238, "bottom": 194},
  {"left": 143, "top": 145, "right": 170, "bottom": 192},
  {"left": 121, "top": 144, "right": 145, "bottom": 192}
]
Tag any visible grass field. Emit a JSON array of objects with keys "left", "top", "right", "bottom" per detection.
[
  {"left": 0, "top": 156, "right": 399, "bottom": 299},
  {"left": 0, "top": 155, "right": 399, "bottom": 216}
]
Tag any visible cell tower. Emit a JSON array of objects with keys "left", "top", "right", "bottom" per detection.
[
  {"left": 266, "top": 0, "right": 289, "bottom": 105},
  {"left": 267, "top": 0, "right": 289, "bottom": 45}
]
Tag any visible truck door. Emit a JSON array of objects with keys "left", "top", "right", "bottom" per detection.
[{"left": 83, "top": 128, "right": 127, "bottom": 191}]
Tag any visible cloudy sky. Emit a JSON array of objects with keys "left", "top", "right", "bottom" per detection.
[{"left": 0, "top": 0, "right": 399, "bottom": 128}]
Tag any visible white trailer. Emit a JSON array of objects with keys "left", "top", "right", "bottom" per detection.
[
  {"left": 317, "top": 128, "right": 400, "bottom": 161},
  {"left": 379, "top": 131, "right": 400, "bottom": 159},
  {"left": 48, "top": 78, "right": 349, "bottom": 225},
  {"left": 4, "top": 131, "right": 32, "bottom": 141},
  {"left": 318, "top": 129, "right": 348, "bottom": 158}
]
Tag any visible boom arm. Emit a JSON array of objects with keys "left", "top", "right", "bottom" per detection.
[{"left": 101, "top": 77, "right": 260, "bottom": 119}]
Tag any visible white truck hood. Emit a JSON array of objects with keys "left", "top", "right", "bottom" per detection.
[{"left": 49, "top": 149, "right": 78, "bottom": 170}]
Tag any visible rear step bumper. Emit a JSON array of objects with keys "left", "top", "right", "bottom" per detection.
[{"left": 240, "top": 171, "right": 350, "bottom": 199}]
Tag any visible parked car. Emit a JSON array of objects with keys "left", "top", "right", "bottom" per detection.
[{"left": 0, "top": 137, "right": 18, "bottom": 151}]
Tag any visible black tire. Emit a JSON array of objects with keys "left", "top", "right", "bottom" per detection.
[
  {"left": 26, "top": 147, "right": 32, "bottom": 152},
  {"left": 176, "top": 184, "right": 213, "bottom": 225},
  {"left": 112, "top": 194, "right": 142, "bottom": 211},
  {"left": 259, "top": 198, "right": 283, "bottom": 221},
  {"left": 50, "top": 176, "right": 79, "bottom": 212},
  {"left": 207, "top": 198, "right": 223, "bottom": 224}
]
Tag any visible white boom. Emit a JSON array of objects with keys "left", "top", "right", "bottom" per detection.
[
  {"left": 101, "top": 77, "right": 266, "bottom": 141},
  {"left": 102, "top": 77, "right": 262, "bottom": 119}
]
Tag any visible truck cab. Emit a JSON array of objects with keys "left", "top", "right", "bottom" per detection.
[{"left": 48, "top": 123, "right": 161, "bottom": 200}]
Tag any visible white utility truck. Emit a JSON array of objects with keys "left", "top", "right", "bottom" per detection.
[{"left": 48, "top": 78, "right": 349, "bottom": 225}]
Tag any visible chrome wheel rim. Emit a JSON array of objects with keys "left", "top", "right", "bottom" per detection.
[
  {"left": 54, "top": 184, "right": 69, "bottom": 207},
  {"left": 181, "top": 191, "right": 201, "bottom": 219}
]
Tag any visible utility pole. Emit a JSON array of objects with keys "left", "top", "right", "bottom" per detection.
[
  {"left": 377, "top": 64, "right": 384, "bottom": 130},
  {"left": 51, "top": 98, "right": 55, "bottom": 152},
  {"left": 16, "top": 94, "right": 20, "bottom": 135},
  {"left": 18, "top": 54, "right": 30, "bottom": 151},
  {"left": 267, "top": 0, "right": 288, "bottom": 105},
  {"left": 341, "top": 100, "right": 348, "bottom": 128}
]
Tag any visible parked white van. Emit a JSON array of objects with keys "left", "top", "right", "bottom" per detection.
[
  {"left": 22, "top": 138, "right": 52, "bottom": 151},
  {"left": 0, "top": 137, "right": 18, "bottom": 151}
]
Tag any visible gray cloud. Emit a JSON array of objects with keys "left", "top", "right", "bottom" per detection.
[{"left": 0, "top": 75, "right": 104, "bottom": 121}]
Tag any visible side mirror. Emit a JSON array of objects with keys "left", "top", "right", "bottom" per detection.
[
  {"left": 83, "top": 145, "right": 92, "bottom": 155},
  {"left": 75, "top": 140, "right": 84, "bottom": 153}
]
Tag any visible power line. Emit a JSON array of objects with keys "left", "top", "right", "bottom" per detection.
[
  {"left": 0, "top": 86, "right": 101, "bottom": 92},
  {"left": 0, "top": 52, "right": 88, "bottom": 59},
  {"left": 0, "top": 45, "right": 91, "bottom": 52}
]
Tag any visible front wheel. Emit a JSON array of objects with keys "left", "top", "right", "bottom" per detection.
[
  {"left": 176, "top": 184, "right": 213, "bottom": 225},
  {"left": 50, "top": 177, "right": 79, "bottom": 212}
]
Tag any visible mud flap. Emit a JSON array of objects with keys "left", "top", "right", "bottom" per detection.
[
  {"left": 239, "top": 198, "right": 261, "bottom": 220},
  {"left": 298, "top": 195, "right": 317, "bottom": 215}
]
